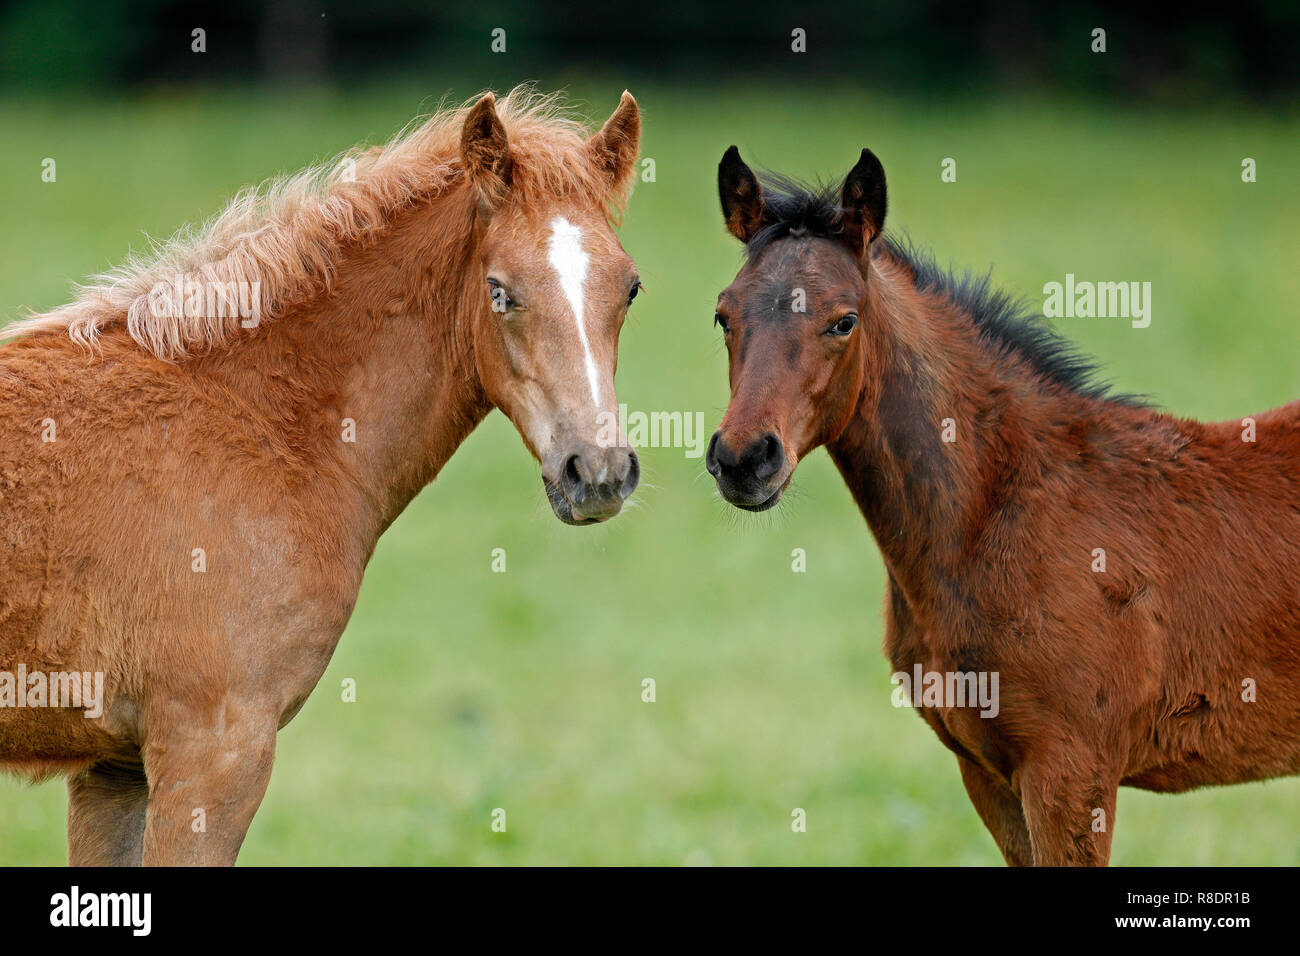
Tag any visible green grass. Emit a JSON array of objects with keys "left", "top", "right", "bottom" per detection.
[{"left": 1, "top": 79, "right": 1298, "bottom": 865}]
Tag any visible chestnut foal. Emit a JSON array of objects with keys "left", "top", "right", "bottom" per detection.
[
  {"left": 707, "top": 146, "right": 1300, "bottom": 865},
  {"left": 0, "top": 89, "right": 643, "bottom": 864}
]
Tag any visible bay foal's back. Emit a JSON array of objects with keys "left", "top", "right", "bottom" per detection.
[
  {"left": 0, "top": 89, "right": 644, "bottom": 864},
  {"left": 706, "top": 146, "right": 1300, "bottom": 865}
]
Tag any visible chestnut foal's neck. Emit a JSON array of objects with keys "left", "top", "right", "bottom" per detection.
[
  {"left": 340, "top": 194, "right": 498, "bottom": 538},
  {"left": 202, "top": 185, "right": 495, "bottom": 548}
]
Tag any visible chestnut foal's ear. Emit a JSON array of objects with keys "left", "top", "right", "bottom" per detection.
[
  {"left": 460, "top": 93, "right": 512, "bottom": 211},
  {"left": 588, "top": 90, "right": 641, "bottom": 190},
  {"left": 718, "top": 145, "right": 768, "bottom": 243},
  {"left": 840, "top": 148, "right": 887, "bottom": 258}
]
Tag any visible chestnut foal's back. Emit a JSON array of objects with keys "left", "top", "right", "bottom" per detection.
[{"left": 706, "top": 145, "right": 1300, "bottom": 865}]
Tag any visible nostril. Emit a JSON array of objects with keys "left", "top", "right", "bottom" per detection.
[
  {"left": 705, "top": 432, "right": 722, "bottom": 476},
  {"left": 752, "top": 432, "right": 785, "bottom": 481},
  {"left": 563, "top": 453, "right": 585, "bottom": 502},
  {"left": 620, "top": 450, "right": 641, "bottom": 499}
]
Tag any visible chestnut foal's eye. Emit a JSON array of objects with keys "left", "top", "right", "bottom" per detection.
[
  {"left": 714, "top": 312, "right": 730, "bottom": 334},
  {"left": 486, "top": 278, "right": 514, "bottom": 313},
  {"left": 826, "top": 314, "right": 858, "bottom": 336},
  {"left": 627, "top": 280, "right": 642, "bottom": 307}
]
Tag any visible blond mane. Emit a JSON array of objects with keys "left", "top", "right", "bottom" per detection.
[{"left": 3, "top": 87, "right": 627, "bottom": 361}]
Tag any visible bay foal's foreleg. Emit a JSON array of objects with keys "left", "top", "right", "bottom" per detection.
[
  {"left": 67, "top": 758, "right": 150, "bottom": 866},
  {"left": 957, "top": 755, "right": 1033, "bottom": 866},
  {"left": 140, "top": 706, "right": 278, "bottom": 866},
  {"left": 1015, "top": 751, "right": 1118, "bottom": 866}
]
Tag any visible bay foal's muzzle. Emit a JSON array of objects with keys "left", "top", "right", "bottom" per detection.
[
  {"left": 544, "top": 443, "right": 640, "bottom": 524},
  {"left": 706, "top": 429, "right": 789, "bottom": 511}
]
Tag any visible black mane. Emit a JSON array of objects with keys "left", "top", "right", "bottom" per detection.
[{"left": 745, "top": 172, "right": 1148, "bottom": 408}]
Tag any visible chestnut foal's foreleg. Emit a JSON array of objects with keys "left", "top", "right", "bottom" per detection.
[
  {"left": 138, "top": 705, "right": 279, "bottom": 866},
  {"left": 67, "top": 759, "right": 150, "bottom": 866},
  {"left": 957, "top": 756, "right": 1033, "bottom": 866},
  {"left": 1014, "top": 751, "right": 1119, "bottom": 866}
]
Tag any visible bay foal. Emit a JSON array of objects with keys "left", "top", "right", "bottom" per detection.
[
  {"left": 0, "top": 89, "right": 643, "bottom": 864},
  {"left": 707, "top": 146, "right": 1300, "bottom": 865}
]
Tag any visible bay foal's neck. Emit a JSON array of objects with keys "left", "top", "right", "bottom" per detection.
[
  {"left": 826, "top": 250, "right": 1113, "bottom": 619},
  {"left": 195, "top": 184, "right": 493, "bottom": 550}
]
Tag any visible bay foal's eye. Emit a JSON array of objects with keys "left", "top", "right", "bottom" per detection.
[
  {"left": 486, "top": 277, "right": 514, "bottom": 313},
  {"left": 826, "top": 314, "right": 858, "bottom": 336},
  {"left": 627, "top": 279, "right": 642, "bottom": 307},
  {"left": 714, "top": 312, "right": 730, "bottom": 334}
]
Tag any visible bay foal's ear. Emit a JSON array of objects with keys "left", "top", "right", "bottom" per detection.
[
  {"left": 588, "top": 91, "right": 641, "bottom": 190},
  {"left": 840, "top": 148, "right": 887, "bottom": 258},
  {"left": 461, "top": 93, "right": 511, "bottom": 211},
  {"left": 718, "top": 145, "right": 768, "bottom": 243}
]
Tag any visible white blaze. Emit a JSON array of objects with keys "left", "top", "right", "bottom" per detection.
[{"left": 547, "top": 217, "right": 601, "bottom": 406}]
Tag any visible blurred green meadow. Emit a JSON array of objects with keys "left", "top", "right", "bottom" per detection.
[{"left": 1, "top": 79, "right": 1298, "bottom": 865}]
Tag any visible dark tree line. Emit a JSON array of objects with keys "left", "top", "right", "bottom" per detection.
[{"left": 1, "top": 0, "right": 1294, "bottom": 100}]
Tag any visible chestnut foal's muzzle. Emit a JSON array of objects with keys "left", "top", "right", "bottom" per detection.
[{"left": 545, "top": 443, "right": 640, "bottom": 524}]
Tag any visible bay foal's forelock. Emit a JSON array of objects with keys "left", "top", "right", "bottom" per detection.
[
  {"left": 0, "top": 88, "right": 642, "bottom": 865},
  {"left": 708, "top": 146, "right": 1300, "bottom": 865}
]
